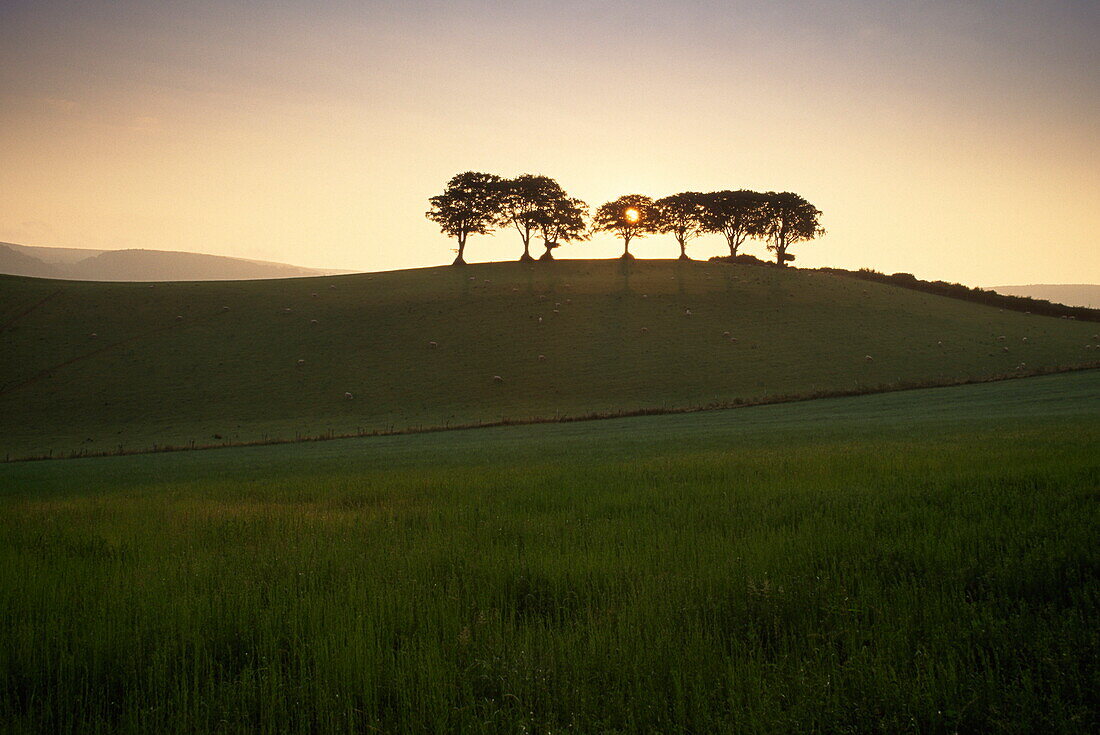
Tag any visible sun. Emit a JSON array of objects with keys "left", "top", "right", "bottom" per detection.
[{"left": 623, "top": 207, "right": 640, "bottom": 223}]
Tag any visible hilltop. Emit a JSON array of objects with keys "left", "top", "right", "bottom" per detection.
[
  {"left": 0, "top": 242, "right": 349, "bottom": 281},
  {"left": 1, "top": 259, "right": 1097, "bottom": 459}
]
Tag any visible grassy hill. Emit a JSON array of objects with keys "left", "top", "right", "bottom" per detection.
[
  {"left": 2, "top": 371, "right": 1098, "bottom": 732},
  {"left": 1, "top": 258, "right": 1097, "bottom": 459}
]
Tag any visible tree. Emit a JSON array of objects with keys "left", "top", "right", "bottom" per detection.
[
  {"left": 425, "top": 171, "right": 502, "bottom": 265},
  {"left": 591, "top": 194, "right": 655, "bottom": 260},
  {"left": 653, "top": 192, "right": 707, "bottom": 260},
  {"left": 536, "top": 194, "right": 588, "bottom": 260},
  {"left": 496, "top": 174, "right": 556, "bottom": 262},
  {"left": 700, "top": 190, "right": 766, "bottom": 257},
  {"left": 758, "top": 192, "right": 824, "bottom": 267}
]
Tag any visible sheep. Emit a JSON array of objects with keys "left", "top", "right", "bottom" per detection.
[
  {"left": 555, "top": 302, "right": 561, "bottom": 307},
  {"left": 344, "top": 392, "right": 353, "bottom": 400},
  {"left": 640, "top": 327, "right": 649, "bottom": 334},
  {"left": 729, "top": 337, "right": 738, "bottom": 344},
  {"left": 284, "top": 308, "right": 292, "bottom": 313},
  {"left": 1002, "top": 346, "right": 1010, "bottom": 352},
  {"left": 468, "top": 276, "right": 476, "bottom": 281},
  {"left": 538, "top": 354, "right": 546, "bottom": 361},
  {"left": 329, "top": 285, "right": 336, "bottom": 289},
  {"left": 90, "top": 332, "right": 97, "bottom": 338},
  {"left": 684, "top": 308, "right": 692, "bottom": 316},
  {"left": 297, "top": 359, "right": 305, "bottom": 366},
  {"left": 222, "top": 306, "right": 230, "bottom": 311},
  {"left": 310, "top": 319, "right": 318, "bottom": 324},
  {"left": 1094, "top": 334, "right": 1099, "bottom": 341},
  {"left": 311, "top": 292, "right": 318, "bottom": 298},
  {"left": 537, "top": 316, "right": 543, "bottom": 325},
  {"left": 937, "top": 340, "right": 943, "bottom": 347},
  {"left": 176, "top": 315, "right": 183, "bottom": 320},
  {"left": 996, "top": 335, "right": 1005, "bottom": 341},
  {"left": 552, "top": 309, "right": 559, "bottom": 314},
  {"left": 493, "top": 375, "right": 504, "bottom": 383},
  {"left": 1021, "top": 337, "right": 1028, "bottom": 343},
  {"left": 722, "top": 331, "right": 730, "bottom": 337},
  {"left": 865, "top": 355, "right": 874, "bottom": 362},
  {"left": 566, "top": 299, "right": 572, "bottom": 304},
  {"left": 428, "top": 341, "right": 438, "bottom": 348}
]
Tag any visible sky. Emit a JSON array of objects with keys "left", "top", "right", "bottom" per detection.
[{"left": 1, "top": 0, "right": 1098, "bottom": 286}]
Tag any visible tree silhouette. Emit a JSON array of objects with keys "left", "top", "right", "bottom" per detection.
[
  {"left": 536, "top": 193, "right": 589, "bottom": 260},
  {"left": 496, "top": 174, "right": 556, "bottom": 262},
  {"left": 592, "top": 195, "right": 655, "bottom": 260},
  {"left": 425, "top": 171, "right": 502, "bottom": 265},
  {"left": 654, "top": 192, "right": 707, "bottom": 260},
  {"left": 701, "top": 190, "right": 766, "bottom": 257},
  {"left": 759, "top": 192, "right": 824, "bottom": 267}
]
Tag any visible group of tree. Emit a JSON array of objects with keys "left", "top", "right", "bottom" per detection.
[{"left": 426, "top": 172, "right": 824, "bottom": 267}]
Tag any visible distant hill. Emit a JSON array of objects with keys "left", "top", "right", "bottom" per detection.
[
  {"left": 991, "top": 284, "right": 1100, "bottom": 310},
  {"left": 0, "top": 242, "right": 351, "bottom": 281},
  {"left": 1, "top": 259, "right": 1097, "bottom": 459}
]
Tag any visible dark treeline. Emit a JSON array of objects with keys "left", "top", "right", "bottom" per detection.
[{"left": 426, "top": 172, "right": 824, "bottom": 267}]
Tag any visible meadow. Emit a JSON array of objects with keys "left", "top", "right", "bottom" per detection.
[
  {"left": 2, "top": 259, "right": 1097, "bottom": 459},
  {"left": 2, "top": 371, "right": 1097, "bottom": 733}
]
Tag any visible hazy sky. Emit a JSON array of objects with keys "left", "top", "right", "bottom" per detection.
[{"left": 2, "top": 0, "right": 1098, "bottom": 285}]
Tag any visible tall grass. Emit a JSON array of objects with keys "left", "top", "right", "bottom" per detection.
[{"left": 1, "top": 406, "right": 1097, "bottom": 732}]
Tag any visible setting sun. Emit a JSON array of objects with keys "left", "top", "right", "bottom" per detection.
[{"left": 624, "top": 208, "right": 640, "bottom": 223}]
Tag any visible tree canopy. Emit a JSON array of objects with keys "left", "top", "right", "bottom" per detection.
[
  {"left": 758, "top": 192, "right": 825, "bottom": 267},
  {"left": 700, "top": 190, "right": 766, "bottom": 257},
  {"left": 535, "top": 193, "right": 589, "bottom": 260},
  {"left": 591, "top": 194, "right": 656, "bottom": 259},
  {"left": 425, "top": 171, "right": 502, "bottom": 265},
  {"left": 653, "top": 192, "right": 707, "bottom": 260},
  {"left": 495, "top": 175, "right": 557, "bottom": 262}
]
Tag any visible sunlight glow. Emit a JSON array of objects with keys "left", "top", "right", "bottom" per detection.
[{"left": 624, "top": 208, "right": 640, "bottom": 223}]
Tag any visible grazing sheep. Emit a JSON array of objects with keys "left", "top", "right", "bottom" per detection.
[
  {"left": 537, "top": 316, "right": 543, "bottom": 324},
  {"left": 90, "top": 333, "right": 97, "bottom": 338},
  {"left": 555, "top": 302, "right": 561, "bottom": 307},
  {"left": 297, "top": 359, "right": 305, "bottom": 366},
  {"left": 222, "top": 306, "right": 230, "bottom": 311},
  {"left": 865, "top": 355, "right": 874, "bottom": 362},
  {"left": 428, "top": 341, "right": 438, "bottom": 348},
  {"left": 284, "top": 308, "right": 292, "bottom": 313},
  {"left": 344, "top": 392, "right": 353, "bottom": 400},
  {"left": 310, "top": 319, "right": 318, "bottom": 324},
  {"left": 512, "top": 287, "right": 519, "bottom": 292},
  {"left": 684, "top": 309, "right": 692, "bottom": 316},
  {"left": 937, "top": 340, "right": 943, "bottom": 346},
  {"left": 996, "top": 335, "right": 1005, "bottom": 341},
  {"left": 539, "top": 294, "right": 547, "bottom": 300},
  {"left": 566, "top": 299, "right": 572, "bottom": 304},
  {"left": 468, "top": 276, "right": 476, "bottom": 281},
  {"left": 329, "top": 285, "right": 336, "bottom": 289},
  {"left": 538, "top": 354, "right": 546, "bottom": 361},
  {"left": 641, "top": 327, "right": 649, "bottom": 334},
  {"left": 311, "top": 293, "right": 318, "bottom": 298},
  {"left": 176, "top": 315, "right": 183, "bottom": 320},
  {"left": 493, "top": 375, "right": 504, "bottom": 383},
  {"left": 642, "top": 294, "right": 648, "bottom": 298},
  {"left": 1021, "top": 337, "right": 1028, "bottom": 343},
  {"left": 1002, "top": 346, "right": 1010, "bottom": 352},
  {"left": 1094, "top": 334, "right": 1099, "bottom": 341},
  {"left": 723, "top": 331, "right": 730, "bottom": 337},
  {"left": 552, "top": 309, "right": 559, "bottom": 314},
  {"left": 729, "top": 337, "right": 738, "bottom": 344},
  {"left": 483, "top": 279, "right": 491, "bottom": 284}
]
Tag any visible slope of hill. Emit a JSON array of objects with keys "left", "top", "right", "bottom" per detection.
[
  {"left": 1, "top": 259, "right": 1097, "bottom": 458},
  {"left": 0, "top": 244, "right": 63, "bottom": 279},
  {"left": 0, "top": 242, "right": 349, "bottom": 281},
  {"left": 991, "top": 284, "right": 1100, "bottom": 309}
]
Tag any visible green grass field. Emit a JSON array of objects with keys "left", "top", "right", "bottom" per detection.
[
  {"left": 2, "top": 260, "right": 1097, "bottom": 459},
  {"left": 2, "top": 371, "right": 1098, "bottom": 733}
]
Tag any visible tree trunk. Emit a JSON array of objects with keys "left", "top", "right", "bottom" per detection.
[
  {"left": 775, "top": 244, "right": 786, "bottom": 267},
  {"left": 519, "top": 235, "right": 534, "bottom": 262},
  {"left": 620, "top": 237, "right": 634, "bottom": 260},
  {"left": 539, "top": 246, "right": 555, "bottom": 261},
  {"left": 453, "top": 235, "right": 466, "bottom": 265},
  {"left": 678, "top": 238, "right": 690, "bottom": 260}
]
